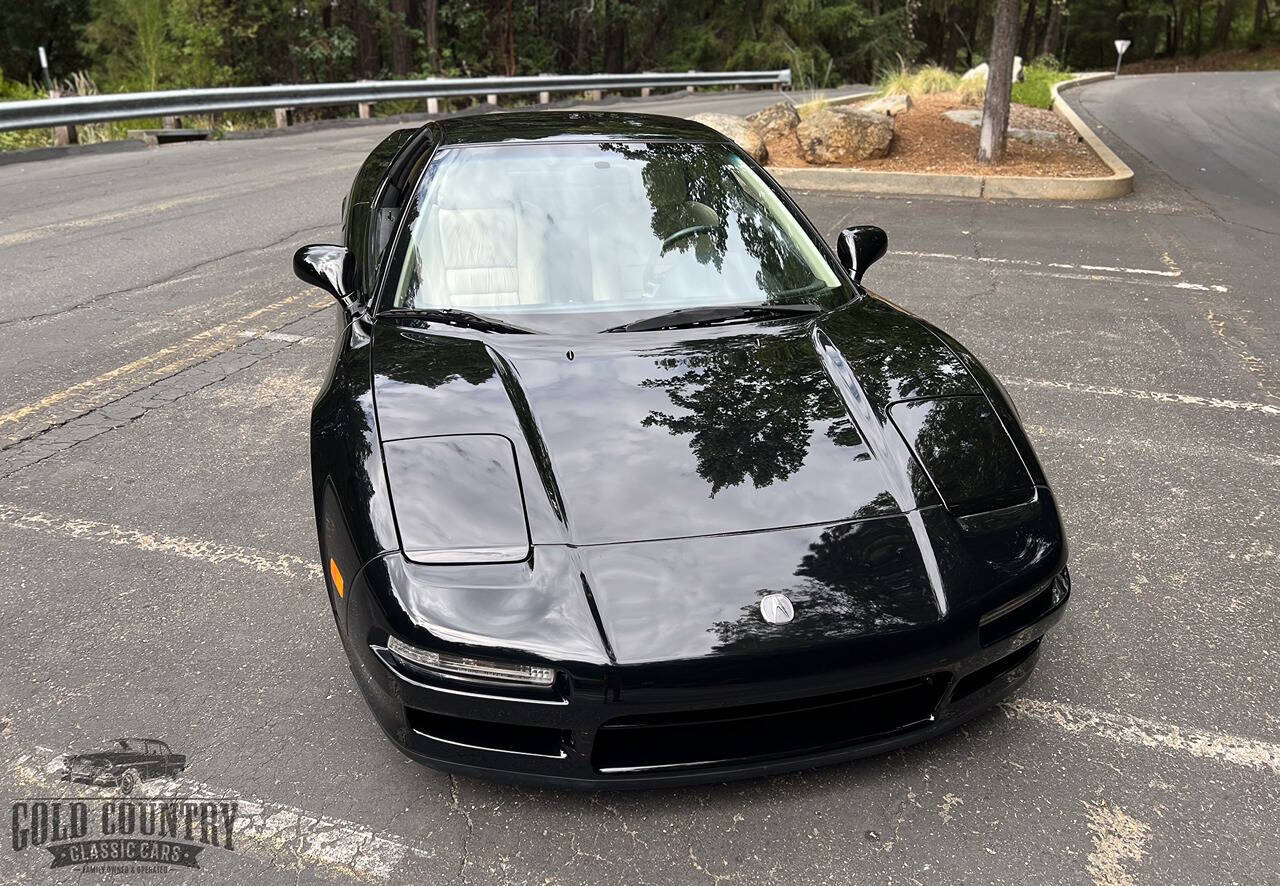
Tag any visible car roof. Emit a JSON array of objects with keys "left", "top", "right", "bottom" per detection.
[{"left": 431, "top": 111, "right": 732, "bottom": 146}]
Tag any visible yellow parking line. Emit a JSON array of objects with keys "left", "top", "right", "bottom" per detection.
[{"left": 0, "top": 291, "right": 321, "bottom": 440}]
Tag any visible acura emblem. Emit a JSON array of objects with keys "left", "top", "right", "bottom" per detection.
[{"left": 759, "top": 593, "right": 794, "bottom": 624}]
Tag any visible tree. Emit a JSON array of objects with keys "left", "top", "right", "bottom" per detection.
[
  {"left": 1211, "top": 0, "right": 1239, "bottom": 45},
  {"left": 978, "top": 0, "right": 1021, "bottom": 164},
  {"left": 423, "top": 0, "right": 439, "bottom": 71},
  {"left": 1040, "top": 0, "right": 1066, "bottom": 56},
  {"left": 1019, "top": 0, "right": 1041, "bottom": 59},
  {"left": 1250, "top": 0, "right": 1271, "bottom": 44}
]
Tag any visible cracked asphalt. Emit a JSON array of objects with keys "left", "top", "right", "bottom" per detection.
[{"left": 0, "top": 75, "right": 1276, "bottom": 884}]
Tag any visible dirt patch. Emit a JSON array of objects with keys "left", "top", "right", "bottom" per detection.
[{"left": 768, "top": 93, "right": 1110, "bottom": 178}]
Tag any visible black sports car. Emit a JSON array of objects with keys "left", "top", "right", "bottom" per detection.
[{"left": 295, "top": 111, "right": 1069, "bottom": 788}]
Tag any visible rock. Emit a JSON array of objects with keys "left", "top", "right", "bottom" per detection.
[
  {"left": 942, "top": 109, "right": 1059, "bottom": 143},
  {"left": 943, "top": 108, "right": 984, "bottom": 125},
  {"left": 861, "top": 94, "right": 912, "bottom": 117},
  {"left": 1007, "top": 127, "right": 1059, "bottom": 144},
  {"left": 796, "top": 108, "right": 894, "bottom": 165},
  {"left": 689, "top": 113, "right": 768, "bottom": 163},
  {"left": 960, "top": 56, "right": 1025, "bottom": 83},
  {"left": 746, "top": 101, "right": 800, "bottom": 141}
]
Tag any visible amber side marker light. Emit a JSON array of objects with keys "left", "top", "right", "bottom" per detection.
[{"left": 328, "top": 558, "right": 344, "bottom": 598}]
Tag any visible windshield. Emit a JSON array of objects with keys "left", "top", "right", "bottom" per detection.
[{"left": 389, "top": 141, "right": 842, "bottom": 330}]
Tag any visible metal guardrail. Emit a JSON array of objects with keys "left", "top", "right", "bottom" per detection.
[{"left": 0, "top": 69, "right": 791, "bottom": 132}]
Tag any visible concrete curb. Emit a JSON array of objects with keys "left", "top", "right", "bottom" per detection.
[
  {"left": 0, "top": 138, "right": 148, "bottom": 167},
  {"left": 768, "top": 72, "right": 1134, "bottom": 200}
]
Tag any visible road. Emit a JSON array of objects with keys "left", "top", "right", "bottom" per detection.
[
  {"left": 1074, "top": 72, "right": 1280, "bottom": 233},
  {"left": 0, "top": 78, "right": 1276, "bottom": 884}
]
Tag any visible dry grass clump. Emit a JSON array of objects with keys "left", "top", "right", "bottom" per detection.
[
  {"left": 879, "top": 65, "right": 960, "bottom": 98},
  {"left": 795, "top": 96, "right": 829, "bottom": 119},
  {"left": 956, "top": 76, "right": 987, "bottom": 105}
]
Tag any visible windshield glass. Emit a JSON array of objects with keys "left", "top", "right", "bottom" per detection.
[{"left": 389, "top": 141, "right": 841, "bottom": 329}]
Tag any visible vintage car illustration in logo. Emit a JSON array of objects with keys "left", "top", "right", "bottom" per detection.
[{"left": 45, "top": 738, "right": 186, "bottom": 795}]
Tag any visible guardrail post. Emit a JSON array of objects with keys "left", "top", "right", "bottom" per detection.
[
  {"left": 486, "top": 93, "right": 498, "bottom": 106},
  {"left": 586, "top": 89, "right": 603, "bottom": 102},
  {"left": 426, "top": 97, "right": 440, "bottom": 114},
  {"left": 46, "top": 89, "right": 78, "bottom": 146},
  {"left": 687, "top": 70, "right": 696, "bottom": 93},
  {"left": 538, "top": 73, "right": 551, "bottom": 105},
  {"left": 163, "top": 115, "right": 182, "bottom": 129},
  {"left": 274, "top": 107, "right": 293, "bottom": 128},
  {"left": 641, "top": 73, "right": 652, "bottom": 98},
  {"left": 357, "top": 79, "right": 374, "bottom": 118}
]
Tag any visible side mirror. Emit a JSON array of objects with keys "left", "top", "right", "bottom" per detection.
[
  {"left": 293, "top": 244, "right": 363, "bottom": 316},
  {"left": 836, "top": 225, "right": 888, "bottom": 284}
]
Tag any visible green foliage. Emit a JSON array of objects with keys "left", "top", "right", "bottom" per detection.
[
  {"left": 2, "top": 0, "right": 1276, "bottom": 152},
  {"left": 83, "top": 0, "right": 174, "bottom": 90},
  {"left": 0, "top": 67, "right": 52, "bottom": 150},
  {"left": 0, "top": 0, "right": 92, "bottom": 83},
  {"left": 1010, "top": 63, "right": 1074, "bottom": 109}
]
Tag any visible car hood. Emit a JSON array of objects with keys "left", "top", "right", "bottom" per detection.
[{"left": 370, "top": 297, "right": 1028, "bottom": 550}]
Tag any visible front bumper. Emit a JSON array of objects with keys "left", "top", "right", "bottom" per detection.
[{"left": 338, "top": 562, "right": 1070, "bottom": 789}]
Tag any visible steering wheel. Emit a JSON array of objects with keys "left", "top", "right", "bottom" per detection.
[{"left": 661, "top": 224, "right": 718, "bottom": 253}]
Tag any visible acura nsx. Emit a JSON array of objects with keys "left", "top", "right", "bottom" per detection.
[{"left": 294, "top": 111, "right": 1069, "bottom": 787}]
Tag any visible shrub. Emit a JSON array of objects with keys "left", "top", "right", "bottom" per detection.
[
  {"left": 877, "top": 64, "right": 960, "bottom": 99},
  {"left": 956, "top": 76, "right": 987, "bottom": 105},
  {"left": 0, "top": 68, "right": 52, "bottom": 151},
  {"left": 1011, "top": 63, "right": 1074, "bottom": 109},
  {"left": 911, "top": 65, "right": 960, "bottom": 94}
]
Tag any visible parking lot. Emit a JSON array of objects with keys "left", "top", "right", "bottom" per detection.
[{"left": 0, "top": 76, "right": 1277, "bottom": 884}]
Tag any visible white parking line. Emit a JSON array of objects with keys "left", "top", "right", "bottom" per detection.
[
  {"left": 1003, "top": 376, "right": 1280, "bottom": 416},
  {"left": 892, "top": 250, "right": 1229, "bottom": 291},
  {"left": 893, "top": 250, "right": 1180, "bottom": 276},
  {"left": 238, "top": 329, "right": 312, "bottom": 344},
  {"left": 1025, "top": 423, "right": 1280, "bottom": 468},
  {"left": 8, "top": 749, "right": 436, "bottom": 881},
  {"left": 0, "top": 504, "right": 320, "bottom": 580},
  {"left": 1002, "top": 698, "right": 1280, "bottom": 776}
]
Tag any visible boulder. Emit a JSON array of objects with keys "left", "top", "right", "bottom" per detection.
[
  {"left": 960, "top": 56, "right": 1025, "bottom": 83},
  {"left": 942, "top": 109, "right": 1059, "bottom": 143},
  {"left": 689, "top": 113, "right": 768, "bottom": 163},
  {"left": 746, "top": 101, "right": 801, "bottom": 142},
  {"left": 796, "top": 108, "right": 894, "bottom": 165},
  {"left": 861, "top": 94, "right": 912, "bottom": 117}
]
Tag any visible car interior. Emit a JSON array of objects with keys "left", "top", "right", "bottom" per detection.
[{"left": 393, "top": 143, "right": 836, "bottom": 315}]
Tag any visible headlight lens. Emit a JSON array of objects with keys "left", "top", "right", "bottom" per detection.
[{"left": 387, "top": 636, "right": 555, "bottom": 686}]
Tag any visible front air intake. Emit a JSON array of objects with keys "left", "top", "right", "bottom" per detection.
[{"left": 591, "top": 675, "right": 946, "bottom": 773}]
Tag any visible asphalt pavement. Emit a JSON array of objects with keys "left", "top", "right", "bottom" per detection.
[{"left": 0, "top": 77, "right": 1277, "bottom": 885}]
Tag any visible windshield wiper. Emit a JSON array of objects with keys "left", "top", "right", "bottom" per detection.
[
  {"left": 379, "top": 308, "right": 535, "bottom": 334},
  {"left": 601, "top": 303, "right": 822, "bottom": 334}
]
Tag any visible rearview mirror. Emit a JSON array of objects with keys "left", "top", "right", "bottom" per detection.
[
  {"left": 293, "top": 244, "right": 361, "bottom": 315},
  {"left": 836, "top": 226, "right": 888, "bottom": 284}
]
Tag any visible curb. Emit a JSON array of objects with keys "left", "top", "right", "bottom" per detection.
[
  {"left": 768, "top": 72, "right": 1133, "bottom": 200},
  {"left": 0, "top": 138, "right": 148, "bottom": 167}
]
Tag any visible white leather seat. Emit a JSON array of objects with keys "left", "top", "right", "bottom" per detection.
[{"left": 417, "top": 178, "right": 548, "bottom": 309}]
